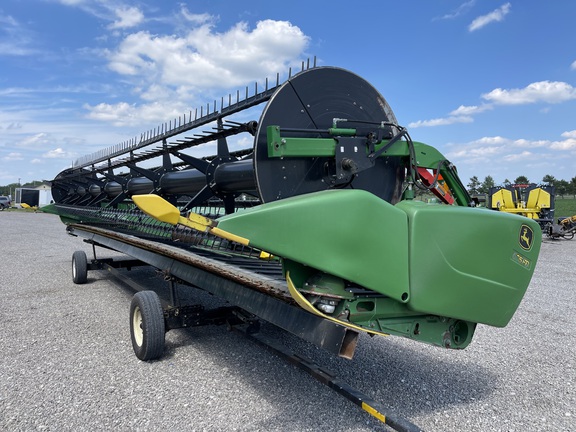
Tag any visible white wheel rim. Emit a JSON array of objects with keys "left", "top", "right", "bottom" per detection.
[{"left": 132, "top": 307, "right": 143, "bottom": 346}]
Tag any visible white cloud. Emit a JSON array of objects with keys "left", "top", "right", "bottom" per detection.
[
  {"left": 408, "top": 115, "right": 473, "bottom": 128},
  {"left": 57, "top": 0, "right": 86, "bottom": 5},
  {"left": 84, "top": 101, "right": 135, "bottom": 122},
  {"left": 469, "top": 3, "right": 511, "bottom": 32},
  {"left": 411, "top": 81, "right": 576, "bottom": 130},
  {"left": 482, "top": 81, "right": 576, "bottom": 104},
  {"left": 0, "top": 13, "right": 36, "bottom": 56},
  {"left": 444, "top": 136, "right": 563, "bottom": 185},
  {"left": 437, "top": 0, "right": 476, "bottom": 20},
  {"left": 106, "top": 19, "right": 309, "bottom": 89},
  {"left": 449, "top": 144, "right": 503, "bottom": 159},
  {"left": 0, "top": 122, "right": 23, "bottom": 130},
  {"left": 56, "top": 1, "right": 147, "bottom": 33},
  {"left": 16, "top": 132, "right": 52, "bottom": 148},
  {"left": 412, "top": 81, "right": 576, "bottom": 130},
  {"left": 571, "top": 60, "right": 576, "bottom": 70},
  {"left": 410, "top": 104, "right": 493, "bottom": 129},
  {"left": 180, "top": 8, "right": 214, "bottom": 26},
  {"left": 43, "top": 148, "right": 75, "bottom": 159},
  {"left": 2, "top": 152, "right": 24, "bottom": 161},
  {"left": 550, "top": 136, "right": 576, "bottom": 150},
  {"left": 512, "top": 138, "right": 548, "bottom": 148},
  {"left": 503, "top": 151, "right": 533, "bottom": 162},
  {"left": 108, "top": 6, "right": 144, "bottom": 30},
  {"left": 86, "top": 18, "right": 309, "bottom": 125},
  {"left": 0, "top": 14, "right": 18, "bottom": 26},
  {"left": 84, "top": 100, "right": 186, "bottom": 127},
  {"left": 447, "top": 133, "right": 576, "bottom": 167},
  {"left": 449, "top": 104, "right": 493, "bottom": 116},
  {"left": 472, "top": 136, "right": 509, "bottom": 145}
]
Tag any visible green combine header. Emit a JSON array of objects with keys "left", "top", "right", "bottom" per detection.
[{"left": 47, "top": 64, "right": 542, "bottom": 361}]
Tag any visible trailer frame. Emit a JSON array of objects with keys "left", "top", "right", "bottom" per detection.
[
  {"left": 66, "top": 223, "right": 422, "bottom": 431},
  {"left": 67, "top": 223, "right": 359, "bottom": 360}
]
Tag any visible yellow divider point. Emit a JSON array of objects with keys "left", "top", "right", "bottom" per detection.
[{"left": 133, "top": 194, "right": 250, "bottom": 246}]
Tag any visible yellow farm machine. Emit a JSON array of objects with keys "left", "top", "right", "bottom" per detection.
[
  {"left": 488, "top": 184, "right": 554, "bottom": 229},
  {"left": 488, "top": 183, "right": 576, "bottom": 239}
]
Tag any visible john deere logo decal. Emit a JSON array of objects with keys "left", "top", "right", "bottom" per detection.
[{"left": 519, "top": 225, "right": 533, "bottom": 251}]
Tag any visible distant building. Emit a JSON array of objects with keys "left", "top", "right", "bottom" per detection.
[{"left": 15, "top": 183, "right": 53, "bottom": 208}]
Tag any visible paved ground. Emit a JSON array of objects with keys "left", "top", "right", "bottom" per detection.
[{"left": 0, "top": 211, "right": 574, "bottom": 431}]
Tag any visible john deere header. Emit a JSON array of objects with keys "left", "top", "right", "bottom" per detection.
[{"left": 48, "top": 64, "right": 542, "bottom": 350}]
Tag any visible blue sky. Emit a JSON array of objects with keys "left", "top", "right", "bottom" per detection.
[{"left": 1, "top": 0, "right": 575, "bottom": 187}]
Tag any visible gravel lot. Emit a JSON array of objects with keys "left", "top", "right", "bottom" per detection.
[{"left": 0, "top": 211, "right": 574, "bottom": 431}]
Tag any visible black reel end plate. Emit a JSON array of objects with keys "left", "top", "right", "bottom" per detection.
[{"left": 254, "top": 66, "right": 404, "bottom": 204}]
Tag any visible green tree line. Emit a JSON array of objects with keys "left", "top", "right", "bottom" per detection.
[{"left": 467, "top": 175, "right": 576, "bottom": 197}]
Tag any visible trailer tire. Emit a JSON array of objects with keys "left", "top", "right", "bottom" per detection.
[
  {"left": 72, "top": 250, "right": 88, "bottom": 284},
  {"left": 130, "top": 291, "right": 165, "bottom": 361}
]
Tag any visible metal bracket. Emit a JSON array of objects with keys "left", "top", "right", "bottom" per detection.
[
  {"left": 333, "top": 137, "right": 375, "bottom": 184},
  {"left": 164, "top": 305, "right": 244, "bottom": 331}
]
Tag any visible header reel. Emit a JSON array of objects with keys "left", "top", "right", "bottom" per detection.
[{"left": 51, "top": 66, "right": 406, "bottom": 212}]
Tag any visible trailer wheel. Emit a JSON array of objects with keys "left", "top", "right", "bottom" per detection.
[
  {"left": 72, "top": 250, "right": 88, "bottom": 284},
  {"left": 130, "top": 291, "right": 165, "bottom": 361}
]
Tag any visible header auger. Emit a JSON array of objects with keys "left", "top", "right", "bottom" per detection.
[{"left": 48, "top": 63, "right": 541, "bottom": 361}]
